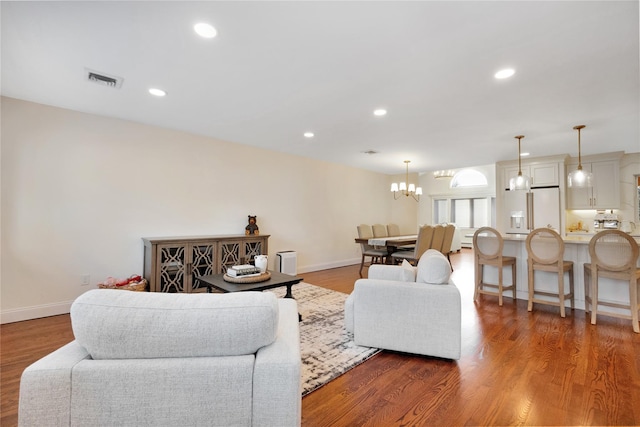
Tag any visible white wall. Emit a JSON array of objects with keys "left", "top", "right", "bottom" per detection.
[{"left": 1, "top": 97, "right": 404, "bottom": 322}]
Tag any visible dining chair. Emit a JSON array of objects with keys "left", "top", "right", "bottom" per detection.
[
  {"left": 357, "top": 224, "right": 388, "bottom": 278},
  {"left": 390, "top": 225, "right": 434, "bottom": 265},
  {"left": 387, "top": 223, "right": 401, "bottom": 237},
  {"left": 584, "top": 230, "right": 640, "bottom": 333},
  {"left": 430, "top": 225, "right": 446, "bottom": 253},
  {"left": 440, "top": 224, "right": 456, "bottom": 267},
  {"left": 473, "top": 227, "right": 516, "bottom": 306},
  {"left": 386, "top": 223, "right": 414, "bottom": 251},
  {"left": 372, "top": 224, "right": 388, "bottom": 238},
  {"left": 525, "top": 228, "right": 574, "bottom": 317}
]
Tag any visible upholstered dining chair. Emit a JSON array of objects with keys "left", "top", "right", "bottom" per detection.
[
  {"left": 430, "top": 225, "right": 446, "bottom": 253},
  {"left": 357, "top": 224, "right": 388, "bottom": 278},
  {"left": 387, "top": 223, "right": 401, "bottom": 237},
  {"left": 372, "top": 224, "right": 388, "bottom": 238},
  {"left": 584, "top": 230, "right": 640, "bottom": 333},
  {"left": 473, "top": 227, "right": 516, "bottom": 306},
  {"left": 525, "top": 228, "right": 575, "bottom": 317},
  {"left": 440, "top": 224, "right": 456, "bottom": 267},
  {"left": 387, "top": 223, "right": 415, "bottom": 251},
  {"left": 391, "top": 225, "right": 434, "bottom": 265}
]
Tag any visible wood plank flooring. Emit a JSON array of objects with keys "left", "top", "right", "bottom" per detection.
[{"left": 2, "top": 249, "right": 639, "bottom": 426}]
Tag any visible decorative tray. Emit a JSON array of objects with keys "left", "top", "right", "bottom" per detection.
[{"left": 223, "top": 271, "right": 271, "bottom": 283}]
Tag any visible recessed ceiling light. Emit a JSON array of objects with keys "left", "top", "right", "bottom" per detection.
[
  {"left": 304, "top": 132, "right": 314, "bottom": 138},
  {"left": 373, "top": 109, "right": 387, "bottom": 116},
  {"left": 521, "top": 152, "right": 530, "bottom": 157},
  {"left": 495, "top": 68, "right": 515, "bottom": 79},
  {"left": 148, "top": 88, "right": 166, "bottom": 97},
  {"left": 194, "top": 23, "right": 217, "bottom": 38}
]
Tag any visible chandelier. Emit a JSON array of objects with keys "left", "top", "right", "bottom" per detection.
[
  {"left": 509, "top": 135, "right": 531, "bottom": 191},
  {"left": 391, "top": 160, "right": 422, "bottom": 201},
  {"left": 567, "top": 124, "right": 593, "bottom": 188},
  {"left": 433, "top": 170, "right": 455, "bottom": 179}
]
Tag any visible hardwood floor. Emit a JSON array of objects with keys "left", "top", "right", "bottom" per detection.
[{"left": 2, "top": 249, "right": 639, "bottom": 426}]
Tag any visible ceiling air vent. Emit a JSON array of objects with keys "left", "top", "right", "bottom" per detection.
[{"left": 85, "top": 68, "right": 123, "bottom": 89}]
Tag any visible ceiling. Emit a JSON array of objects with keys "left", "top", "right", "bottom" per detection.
[{"left": 2, "top": 1, "right": 638, "bottom": 175}]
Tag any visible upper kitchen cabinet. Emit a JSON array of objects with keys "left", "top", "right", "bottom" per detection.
[
  {"left": 502, "top": 160, "right": 562, "bottom": 190},
  {"left": 566, "top": 152, "right": 622, "bottom": 210}
]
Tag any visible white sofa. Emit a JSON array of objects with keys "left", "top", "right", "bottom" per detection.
[
  {"left": 344, "top": 249, "right": 461, "bottom": 360},
  {"left": 19, "top": 289, "right": 301, "bottom": 427}
]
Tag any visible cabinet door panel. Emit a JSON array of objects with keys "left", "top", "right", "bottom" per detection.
[
  {"left": 503, "top": 166, "right": 528, "bottom": 190},
  {"left": 531, "top": 163, "right": 559, "bottom": 187},
  {"left": 157, "top": 244, "right": 187, "bottom": 293},
  {"left": 219, "top": 241, "right": 242, "bottom": 273},
  {"left": 565, "top": 164, "right": 591, "bottom": 209},
  {"left": 243, "top": 240, "right": 264, "bottom": 264},
  {"left": 190, "top": 243, "right": 216, "bottom": 292},
  {"left": 591, "top": 160, "right": 619, "bottom": 208},
  {"left": 566, "top": 160, "right": 620, "bottom": 209}
]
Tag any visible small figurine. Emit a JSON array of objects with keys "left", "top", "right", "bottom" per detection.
[{"left": 245, "top": 215, "right": 259, "bottom": 235}]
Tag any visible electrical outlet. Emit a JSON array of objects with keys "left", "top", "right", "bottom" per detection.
[{"left": 81, "top": 275, "right": 91, "bottom": 286}]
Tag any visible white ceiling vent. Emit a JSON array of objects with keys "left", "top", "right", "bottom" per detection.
[{"left": 85, "top": 68, "right": 123, "bottom": 89}]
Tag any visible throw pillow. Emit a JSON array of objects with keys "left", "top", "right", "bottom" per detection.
[
  {"left": 401, "top": 259, "right": 417, "bottom": 282},
  {"left": 416, "top": 249, "right": 451, "bottom": 285}
]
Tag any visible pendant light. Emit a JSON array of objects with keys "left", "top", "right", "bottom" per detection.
[
  {"left": 391, "top": 160, "right": 422, "bottom": 202},
  {"left": 509, "top": 135, "right": 531, "bottom": 191},
  {"left": 567, "top": 125, "right": 593, "bottom": 188}
]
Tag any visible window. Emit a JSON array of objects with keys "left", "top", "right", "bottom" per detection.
[
  {"left": 434, "top": 199, "right": 449, "bottom": 224},
  {"left": 436, "top": 197, "right": 492, "bottom": 228},
  {"left": 450, "top": 169, "right": 488, "bottom": 188},
  {"left": 453, "top": 199, "right": 471, "bottom": 227}
]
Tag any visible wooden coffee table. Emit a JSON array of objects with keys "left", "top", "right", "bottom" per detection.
[{"left": 197, "top": 270, "right": 304, "bottom": 319}]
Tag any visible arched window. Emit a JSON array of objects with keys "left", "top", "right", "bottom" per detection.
[{"left": 450, "top": 169, "right": 488, "bottom": 188}]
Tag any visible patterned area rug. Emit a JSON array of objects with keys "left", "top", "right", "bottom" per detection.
[{"left": 269, "top": 282, "right": 381, "bottom": 396}]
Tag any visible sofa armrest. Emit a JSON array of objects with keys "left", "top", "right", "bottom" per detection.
[
  {"left": 351, "top": 279, "right": 461, "bottom": 360},
  {"left": 19, "top": 341, "right": 90, "bottom": 427},
  {"left": 253, "top": 298, "right": 302, "bottom": 427}
]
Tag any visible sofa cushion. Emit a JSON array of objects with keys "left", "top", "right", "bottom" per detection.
[
  {"left": 401, "top": 259, "right": 417, "bottom": 282},
  {"left": 416, "top": 249, "right": 451, "bottom": 285},
  {"left": 71, "top": 289, "right": 279, "bottom": 360}
]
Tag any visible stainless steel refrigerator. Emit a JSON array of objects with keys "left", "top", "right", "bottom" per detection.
[{"left": 504, "top": 187, "right": 560, "bottom": 234}]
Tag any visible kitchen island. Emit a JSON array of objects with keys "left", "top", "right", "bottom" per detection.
[{"left": 484, "top": 233, "right": 640, "bottom": 315}]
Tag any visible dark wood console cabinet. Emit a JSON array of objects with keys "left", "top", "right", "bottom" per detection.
[{"left": 142, "top": 234, "right": 269, "bottom": 293}]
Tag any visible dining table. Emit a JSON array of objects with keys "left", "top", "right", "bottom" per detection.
[{"left": 354, "top": 234, "right": 417, "bottom": 264}]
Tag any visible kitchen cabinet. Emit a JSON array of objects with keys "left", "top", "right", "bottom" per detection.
[
  {"left": 143, "top": 234, "right": 269, "bottom": 293},
  {"left": 566, "top": 160, "right": 619, "bottom": 209},
  {"left": 503, "top": 162, "right": 559, "bottom": 189}
]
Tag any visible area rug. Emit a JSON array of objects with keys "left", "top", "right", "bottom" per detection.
[{"left": 269, "top": 282, "right": 381, "bottom": 396}]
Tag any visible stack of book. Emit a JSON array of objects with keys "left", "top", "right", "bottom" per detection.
[{"left": 226, "top": 264, "right": 262, "bottom": 277}]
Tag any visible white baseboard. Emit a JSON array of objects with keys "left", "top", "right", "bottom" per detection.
[
  {"left": 297, "top": 258, "right": 361, "bottom": 274},
  {"left": 1, "top": 301, "right": 73, "bottom": 324}
]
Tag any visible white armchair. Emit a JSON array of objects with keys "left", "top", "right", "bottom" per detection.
[{"left": 345, "top": 250, "right": 461, "bottom": 360}]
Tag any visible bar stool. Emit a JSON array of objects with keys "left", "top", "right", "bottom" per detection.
[
  {"left": 525, "top": 228, "right": 575, "bottom": 317},
  {"left": 584, "top": 230, "right": 640, "bottom": 333},
  {"left": 473, "top": 227, "right": 516, "bottom": 306}
]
